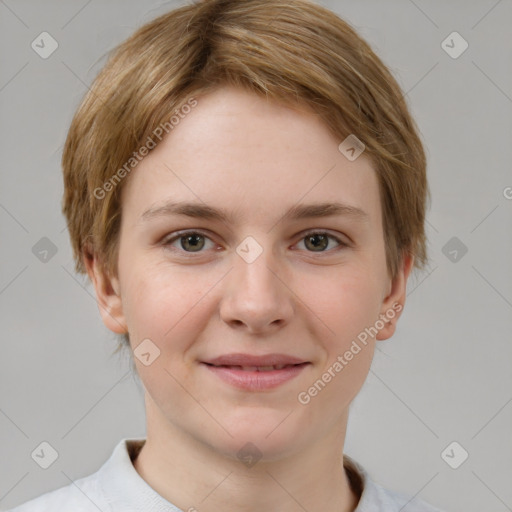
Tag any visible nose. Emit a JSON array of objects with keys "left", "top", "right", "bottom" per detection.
[{"left": 219, "top": 248, "right": 294, "bottom": 334}]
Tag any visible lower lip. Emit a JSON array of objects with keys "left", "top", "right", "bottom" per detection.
[{"left": 201, "top": 363, "right": 310, "bottom": 391}]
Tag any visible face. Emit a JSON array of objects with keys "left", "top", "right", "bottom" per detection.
[{"left": 90, "top": 85, "right": 412, "bottom": 460}]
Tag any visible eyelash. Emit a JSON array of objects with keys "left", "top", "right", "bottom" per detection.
[{"left": 161, "top": 230, "right": 348, "bottom": 256}]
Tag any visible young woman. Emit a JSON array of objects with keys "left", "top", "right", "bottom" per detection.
[{"left": 9, "top": 1, "right": 443, "bottom": 510}]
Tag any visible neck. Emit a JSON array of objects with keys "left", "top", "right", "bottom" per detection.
[{"left": 132, "top": 396, "right": 360, "bottom": 512}]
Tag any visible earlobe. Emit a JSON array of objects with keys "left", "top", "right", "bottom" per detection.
[
  {"left": 83, "top": 251, "right": 128, "bottom": 334},
  {"left": 375, "top": 252, "right": 414, "bottom": 341}
]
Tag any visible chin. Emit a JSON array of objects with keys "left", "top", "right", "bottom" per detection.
[{"left": 212, "top": 414, "right": 306, "bottom": 461}]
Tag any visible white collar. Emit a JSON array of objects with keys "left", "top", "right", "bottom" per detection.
[{"left": 95, "top": 438, "right": 439, "bottom": 512}]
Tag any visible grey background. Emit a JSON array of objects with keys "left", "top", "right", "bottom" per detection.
[{"left": 1, "top": 1, "right": 511, "bottom": 511}]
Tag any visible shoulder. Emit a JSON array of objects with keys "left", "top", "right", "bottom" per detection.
[
  {"left": 5, "top": 471, "right": 106, "bottom": 512},
  {"left": 344, "top": 455, "right": 445, "bottom": 512},
  {"left": 5, "top": 438, "right": 145, "bottom": 512},
  {"left": 363, "top": 480, "right": 445, "bottom": 512}
]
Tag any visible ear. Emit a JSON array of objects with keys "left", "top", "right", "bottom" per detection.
[
  {"left": 83, "top": 248, "right": 127, "bottom": 334},
  {"left": 375, "top": 252, "right": 414, "bottom": 341}
]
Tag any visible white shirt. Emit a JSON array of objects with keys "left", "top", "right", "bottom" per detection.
[{"left": 7, "top": 438, "right": 444, "bottom": 511}]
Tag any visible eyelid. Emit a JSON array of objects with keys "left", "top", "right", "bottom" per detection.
[
  {"left": 299, "top": 229, "right": 349, "bottom": 246},
  {"left": 161, "top": 228, "right": 349, "bottom": 254},
  {"left": 161, "top": 229, "right": 219, "bottom": 252}
]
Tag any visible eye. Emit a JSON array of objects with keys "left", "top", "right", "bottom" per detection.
[
  {"left": 295, "top": 231, "right": 347, "bottom": 253},
  {"left": 162, "top": 230, "right": 347, "bottom": 255},
  {"left": 163, "top": 231, "right": 216, "bottom": 253}
]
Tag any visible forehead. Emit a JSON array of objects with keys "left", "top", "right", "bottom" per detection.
[{"left": 121, "top": 86, "right": 382, "bottom": 229}]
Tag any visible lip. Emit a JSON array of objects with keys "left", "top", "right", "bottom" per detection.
[
  {"left": 203, "top": 353, "right": 308, "bottom": 367},
  {"left": 202, "top": 363, "right": 310, "bottom": 391}
]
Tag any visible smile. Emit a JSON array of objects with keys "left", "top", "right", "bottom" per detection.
[{"left": 201, "top": 362, "right": 310, "bottom": 391}]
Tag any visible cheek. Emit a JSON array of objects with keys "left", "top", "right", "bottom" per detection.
[
  {"left": 120, "top": 260, "right": 219, "bottom": 349},
  {"left": 119, "top": 265, "right": 208, "bottom": 387},
  {"left": 296, "top": 265, "right": 382, "bottom": 343},
  {"left": 300, "top": 270, "right": 379, "bottom": 402}
]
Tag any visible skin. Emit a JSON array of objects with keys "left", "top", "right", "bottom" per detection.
[{"left": 85, "top": 85, "right": 413, "bottom": 512}]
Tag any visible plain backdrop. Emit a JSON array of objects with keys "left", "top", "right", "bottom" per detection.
[{"left": 1, "top": 1, "right": 511, "bottom": 511}]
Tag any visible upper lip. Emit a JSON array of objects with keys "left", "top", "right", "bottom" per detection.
[{"left": 202, "top": 353, "right": 308, "bottom": 367}]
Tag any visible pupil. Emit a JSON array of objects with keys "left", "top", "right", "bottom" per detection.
[
  {"left": 179, "top": 234, "right": 328, "bottom": 252},
  {"left": 182, "top": 234, "right": 204, "bottom": 251},
  {"left": 306, "top": 234, "right": 327, "bottom": 251}
]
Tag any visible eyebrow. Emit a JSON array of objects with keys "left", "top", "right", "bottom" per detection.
[{"left": 139, "top": 200, "right": 369, "bottom": 224}]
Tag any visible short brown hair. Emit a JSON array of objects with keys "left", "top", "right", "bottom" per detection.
[{"left": 62, "top": 0, "right": 430, "bottom": 349}]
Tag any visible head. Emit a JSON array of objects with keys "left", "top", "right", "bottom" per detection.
[{"left": 62, "top": 0, "right": 430, "bottom": 458}]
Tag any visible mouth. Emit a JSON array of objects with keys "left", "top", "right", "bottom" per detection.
[
  {"left": 203, "top": 362, "right": 308, "bottom": 371},
  {"left": 200, "top": 362, "right": 310, "bottom": 390}
]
